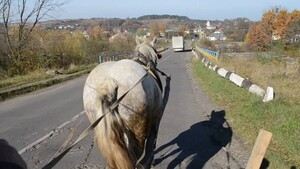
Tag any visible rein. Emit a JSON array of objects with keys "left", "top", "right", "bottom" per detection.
[{"left": 42, "top": 60, "right": 169, "bottom": 169}]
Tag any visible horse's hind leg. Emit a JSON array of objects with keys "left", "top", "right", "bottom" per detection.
[{"left": 138, "top": 124, "right": 159, "bottom": 169}]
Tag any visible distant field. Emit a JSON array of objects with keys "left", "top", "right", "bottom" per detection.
[{"left": 191, "top": 53, "right": 300, "bottom": 169}]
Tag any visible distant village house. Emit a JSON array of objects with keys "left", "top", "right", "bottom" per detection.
[{"left": 208, "top": 30, "right": 227, "bottom": 41}]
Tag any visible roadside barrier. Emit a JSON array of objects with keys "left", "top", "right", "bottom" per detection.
[
  {"left": 192, "top": 50, "right": 274, "bottom": 102},
  {"left": 99, "top": 51, "right": 133, "bottom": 63},
  {"left": 195, "top": 46, "right": 219, "bottom": 61}
]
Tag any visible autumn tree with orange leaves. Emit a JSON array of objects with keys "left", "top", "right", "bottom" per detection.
[
  {"left": 246, "top": 8, "right": 300, "bottom": 51},
  {"left": 246, "top": 24, "right": 270, "bottom": 51}
]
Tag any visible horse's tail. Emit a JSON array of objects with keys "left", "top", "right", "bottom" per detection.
[{"left": 94, "top": 77, "right": 137, "bottom": 169}]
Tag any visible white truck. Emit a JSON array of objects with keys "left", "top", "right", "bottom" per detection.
[{"left": 172, "top": 36, "right": 184, "bottom": 52}]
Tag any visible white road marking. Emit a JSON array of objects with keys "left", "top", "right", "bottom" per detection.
[{"left": 18, "top": 111, "right": 85, "bottom": 154}]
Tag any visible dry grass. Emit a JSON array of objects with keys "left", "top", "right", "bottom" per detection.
[
  {"left": 0, "top": 64, "right": 97, "bottom": 91},
  {"left": 218, "top": 54, "right": 300, "bottom": 104},
  {"left": 0, "top": 70, "right": 50, "bottom": 90}
]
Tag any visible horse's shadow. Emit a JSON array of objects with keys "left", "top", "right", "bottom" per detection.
[{"left": 154, "top": 110, "right": 232, "bottom": 169}]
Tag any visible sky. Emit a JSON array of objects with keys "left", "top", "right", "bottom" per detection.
[{"left": 56, "top": 0, "right": 300, "bottom": 21}]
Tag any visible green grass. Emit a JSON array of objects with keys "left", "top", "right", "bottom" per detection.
[
  {"left": 0, "top": 64, "right": 97, "bottom": 91},
  {"left": 0, "top": 70, "right": 51, "bottom": 90},
  {"left": 0, "top": 64, "right": 97, "bottom": 101},
  {"left": 192, "top": 59, "right": 300, "bottom": 169},
  {"left": 61, "top": 63, "right": 97, "bottom": 74}
]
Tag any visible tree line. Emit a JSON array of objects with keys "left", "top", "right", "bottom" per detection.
[
  {"left": 0, "top": 0, "right": 136, "bottom": 78},
  {"left": 137, "top": 14, "right": 189, "bottom": 20},
  {"left": 0, "top": 24, "right": 135, "bottom": 78}
]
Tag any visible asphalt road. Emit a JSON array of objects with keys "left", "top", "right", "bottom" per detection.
[
  {"left": 0, "top": 75, "right": 87, "bottom": 149},
  {"left": 0, "top": 48, "right": 250, "bottom": 169}
]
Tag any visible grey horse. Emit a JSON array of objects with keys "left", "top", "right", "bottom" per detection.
[{"left": 83, "top": 37, "right": 168, "bottom": 169}]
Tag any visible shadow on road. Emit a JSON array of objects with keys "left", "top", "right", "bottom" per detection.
[{"left": 153, "top": 110, "right": 232, "bottom": 169}]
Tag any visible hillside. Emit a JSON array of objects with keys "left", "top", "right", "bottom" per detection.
[{"left": 38, "top": 14, "right": 212, "bottom": 32}]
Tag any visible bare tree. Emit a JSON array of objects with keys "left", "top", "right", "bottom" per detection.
[{"left": 1, "top": 0, "right": 64, "bottom": 63}]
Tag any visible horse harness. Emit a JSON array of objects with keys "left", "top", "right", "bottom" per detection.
[{"left": 133, "top": 51, "right": 164, "bottom": 91}]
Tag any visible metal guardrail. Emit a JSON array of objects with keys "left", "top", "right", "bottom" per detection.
[
  {"left": 195, "top": 46, "right": 219, "bottom": 61},
  {"left": 98, "top": 51, "right": 134, "bottom": 63}
]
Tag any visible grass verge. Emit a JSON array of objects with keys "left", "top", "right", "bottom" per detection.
[
  {"left": 191, "top": 57, "right": 300, "bottom": 169},
  {"left": 0, "top": 70, "right": 51, "bottom": 91},
  {"left": 0, "top": 64, "right": 97, "bottom": 101}
]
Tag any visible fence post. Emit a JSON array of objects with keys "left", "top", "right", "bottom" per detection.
[{"left": 246, "top": 129, "right": 272, "bottom": 169}]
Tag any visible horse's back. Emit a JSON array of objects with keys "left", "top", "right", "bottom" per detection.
[
  {"left": 84, "top": 59, "right": 163, "bottom": 123},
  {"left": 90, "top": 59, "right": 161, "bottom": 93},
  {"left": 92, "top": 59, "right": 146, "bottom": 78}
]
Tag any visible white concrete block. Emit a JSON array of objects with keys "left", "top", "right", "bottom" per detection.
[
  {"left": 205, "top": 62, "right": 209, "bottom": 67},
  {"left": 263, "top": 87, "right": 274, "bottom": 102},
  {"left": 229, "top": 73, "right": 244, "bottom": 87},
  {"left": 249, "top": 84, "right": 265, "bottom": 97},
  {"left": 217, "top": 68, "right": 228, "bottom": 78},
  {"left": 213, "top": 65, "right": 218, "bottom": 71}
]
